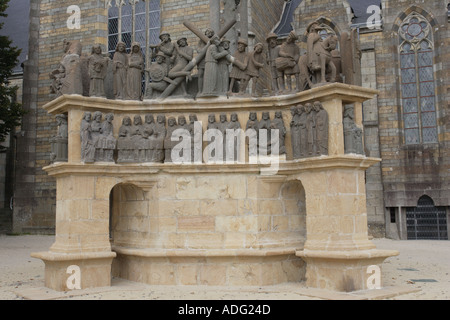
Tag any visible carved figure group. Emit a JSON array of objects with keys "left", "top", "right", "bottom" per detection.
[
  {"left": 291, "top": 101, "right": 329, "bottom": 159},
  {"left": 51, "top": 19, "right": 361, "bottom": 100},
  {"left": 80, "top": 111, "right": 117, "bottom": 163}
]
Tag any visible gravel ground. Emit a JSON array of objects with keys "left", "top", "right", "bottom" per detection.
[{"left": 0, "top": 235, "right": 449, "bottom": 300}]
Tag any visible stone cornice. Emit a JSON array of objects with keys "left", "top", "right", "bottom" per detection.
[{"left": 43, "top": 83, "right": 379, "bottom": 115}]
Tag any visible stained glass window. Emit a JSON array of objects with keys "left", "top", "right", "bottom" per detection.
[{"left": 399, "top": 12, "right": 438, "bottom": 145}]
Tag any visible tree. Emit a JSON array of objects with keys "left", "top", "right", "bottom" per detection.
[{"left": 0, "top": 0, "right": 26, "bottom": 151}]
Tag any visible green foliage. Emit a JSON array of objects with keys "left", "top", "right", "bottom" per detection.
[{"left": 0, "top": 0, "right": 26, "bottom": 150}]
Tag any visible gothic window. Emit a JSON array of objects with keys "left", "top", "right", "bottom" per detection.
[
  {"left": 107, "top": 0, "right": 161, "bottom": 59},
  {"left": 399, "top": 12, "right": 438, "bottom": 145}
]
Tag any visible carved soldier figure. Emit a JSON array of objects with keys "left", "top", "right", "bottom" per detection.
[
  {"left": 314, "top": 101, "right": 329, "bottom": 156},
  {"left": 127, "top": 42, "right": 145, "bottom": 100},
  {"left": 118, "top": 116, "right": 133, "bottom": 163},
  {"left": 276, "top": 31, "right": 300, "bottom": 93},
  {"left": 152, "top": 32, "right": 176, "bottom": 71},
  {"left": 80, "top": 112, "right": 96, "bottom": 163},
  {"left": 306, "top": 23, "right": 336, "bottom": 85},
  {"left": 97, "top": 113, "right": 117, "bottom": 162},
  {"left": 197, "top": 28, "right": 216, "bottom": 94},
  {"left": 88, "top": 44, "right": 108, "bottom": 98},
  {"left": 229, "top": 38, "right": 249, "bottom": 94},
  {"left": 266, "top": 33, "right": 281, "bottom": 95},
  {"left": 113, "top": 42, "right": 129, "bottom": 100},
  {"left": 272, "top": 111, "right": 287, "bottom": 156},
  {"left": 241, "top": 43, "right": 265, "bottom": 97},
  {"left": 145, "top": 52, "right": 174, "bottom": 99}
]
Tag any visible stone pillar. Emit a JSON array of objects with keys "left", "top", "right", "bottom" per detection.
[{"left": 239, "top": 0, "right": 248, "bottom": 42}]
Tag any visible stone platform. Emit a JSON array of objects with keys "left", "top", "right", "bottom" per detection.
[{"left": 32, "top": 83, "right": 398, "bottom": 292}]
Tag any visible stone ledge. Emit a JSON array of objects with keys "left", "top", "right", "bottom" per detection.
[
  {"left": 43, "top": 156, "right": 381, "bottom": 177},
  {"left": 113, "top": 246, "right": 299, "bottom": 258},
  {"left": 296, "top": 249, "right": 399, "bottom": 260},
  {"left": 31, "top": 251, "right": 117, "bottom": 262}
]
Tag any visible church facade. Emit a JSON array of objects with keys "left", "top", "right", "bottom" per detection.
[{"left": 6, "top": 0, "right": 450, "bottom": 240}]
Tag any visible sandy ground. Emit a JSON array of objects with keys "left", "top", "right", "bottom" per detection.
[{"left": 0, "top": 235, "right": 449, "bottom": 300}]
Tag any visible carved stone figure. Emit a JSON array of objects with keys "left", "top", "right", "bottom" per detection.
[
  {"left": 306, "top": 23, "right": 337, "bottom": 86},
  {"left": 290, "top": 106, "right": 301, "bottom": 159},
  {"left": 229, "top": 38, "right": 249, "bottom": 94},
  {"left": 189, "top": 114, "right": 202, "bottom": 163},
  {"left": 305, "top": 103, "right": 317, "bottom": 156},
  {"left": 117, "top": 116, "right": 134, "bottom": 163},
  {"left": 343, "top": 105, "right": 364, "bottom": 155},
  {"left": 154, "top": 115, "right": 167, "bottom": 163},
  {"left": 97, "top": 113, "right": 117, "bottom": 162},
  {"left": 152, "top": 32, "right": 176, "bottom": 71},
  {"left": 80, "top": 112, "right": 96, "bottom": 163},
  {"left": 272, "top": 111, "right": 287, "bottom": 155},
  {"left": 246, "top": 112, "right": 259, "bottom": 157},
  {"left": 217, "top": 38, "right": 232, "bottom": 96},
  {"left": 164, "top": 117, "right": 178, "bottom": 163},
  {"left": 145, "top": 52, "right": 174, "bottom": 99},
  {"left": 50, "top": 114, "right": 68, "bottom": 163},
  {"left": 130, "top": 115, "right": 145, "bottom": 162},
  {"left": 168, "top": 37, "right": 194, "bottom": 97},
  {"left": 266, "top": 33, "right": 281, "bottom": 95},
  {"left": 314, "top": 101, "right": 329, "bottom": 156},
  {"left": 258, "top": 112, "right": 272, "bottom": 155},
  {"left": 91, "top": 111, "right": 104, "bottom": 160},
  {"left": 113, "top": 42, "right": 129, "bottom": 100},
  {"left": 127, "top": 42, "right": 145, "bottom": 100},
  {"left": 88, "top": 45, "right": 108, "bottom": 98},
  {"left": 142, "top": 114, "right": 157, "bottom": 162},
  {"left": 201, "top": 35, "right": 230, "bottom": 97},
  {"left": 226, "top": 113, "right": 242, "bottom": 162},
  {"left": 276, "top": 31, "right": 300, "bottom": 93},
  {"left": 298, "top": 105, "right": 308, "bottom": 158},
  {"left": 241, "top": 43, "right": 265, "bottom": 97},
  {"left": 51, "top": 39, "right": 83, "bottom": 96},
  {"left": 197, "top": 28, "right": 216, "bottom": 94},
  {"left": 206, "top": 114, "right": 221, "bottom": 161}
]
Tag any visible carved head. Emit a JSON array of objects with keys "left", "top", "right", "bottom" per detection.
[
  {"left": 156, "top": 52, "right": 166, "bottom": 64},
  {"left": 275, "top": 111, "right": 282, "bottom": 119},
  {"left": 231, "top": 113, "right": 238, "bottom": 122},
  {"left": 220, "top": 114, "right": 227, "bottom": 123},
  {"left": 106, "top": 113, "right": 114, "bottom": 122},
  {"left": 178, "top": 116, "right": 186, "bottom": 126},
  {"left": 116, "top": 42, "right": 126, "bottom": 53},
  {"left": 168, "top": 117, "right": 177, "bottom": 127},
  {"left": 122, "top": 116, "right": 131, "bottom": 126},
  {"left": 145, "top": 114, "right": 155, "bottom": 124},
  {"left": 83, "top": 112, "right": 92, "bottom": 122},
  {"left": 134, "top": 115, "right": 142, "bottom": 125},
  {"left": 205, "top": 28, "right": 215, "bottom": 39},
  {"left": 314, "top": 101, "right": 322, "bottom": 111},
  {"left": 177, "top": 37, "right": 187, "bottom": 47},
  {"left": 189, "top": 114, "right": 198, "bottom": 123},
  {"left": 131, "top": 42, "right": 141, "bottom": 54},
  {"left": 157, "top": 115, "right": 166, "bottom": 125},
  {"left": 159, "top": 33, "right": 171, "bottom": 43},
  {"left": 208, "top": 114, "right": 216, "bottom": 123},
  {"left": 93, "top": 111, "right": 103, "bottom": 122},
  {"left": 262, "top": 112, "right": 270, "bottom": 120},
  {"left": 249, "top": 112, "right": 257, "bottom": 121},
  {"left": 221, "top": 38, "right": 230, "bottom": 50}
]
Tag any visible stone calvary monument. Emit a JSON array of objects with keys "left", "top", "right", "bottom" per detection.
[{"left": 34, "top": 16, "right": 398, "bottom": 293}]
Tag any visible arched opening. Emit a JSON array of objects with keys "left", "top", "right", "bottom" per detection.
[
  {"left": 406, "top": 195, "right": 448, "bottom": 240},
  {"left": 109, "top": 183, "right": 151, "bottom": 248},
  {"left": 279, "top": 180, "right": 307, "bottom": 248}
]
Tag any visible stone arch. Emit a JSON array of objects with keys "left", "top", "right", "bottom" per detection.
[
  {"left": 392, "top": 5, "right": 439, "bottom": 33},
  {"left": 109, "top": 183, "right": 152, "bottom": 248},
  {"left": 303, "top": 16, "right": 342, "bottom": 39}
]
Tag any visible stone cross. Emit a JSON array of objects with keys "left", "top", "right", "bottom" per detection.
[{"left": 159, "top": 19, "right": 237, "bottom": 99}]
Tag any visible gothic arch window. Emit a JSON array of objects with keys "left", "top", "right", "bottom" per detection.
[
  {"left": 399, "top": 12, "right": 438, "bottom": 145},
  {"left": 107, "top": 0, "right": 161, "bottom": 59},
  {"left": 406, "top": 196, "right": 448, "bottom": 240}
]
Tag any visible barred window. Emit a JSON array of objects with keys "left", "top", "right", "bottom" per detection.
[
  {"left": 107, "top": 0, "right": 161, "bottom": 61},
  {"left": 399, "top": 12, "right": 438, "bottom": 145}
]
